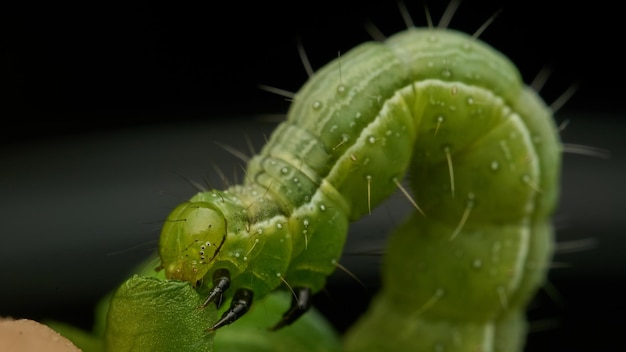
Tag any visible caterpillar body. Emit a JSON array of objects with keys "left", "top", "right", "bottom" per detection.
[{"left": 159, "top": 22, "right": 560, "bottom": 350}]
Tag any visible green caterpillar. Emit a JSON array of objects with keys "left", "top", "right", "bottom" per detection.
[{"left": 158, "top": 6, "right": 561, "bottom": 351}]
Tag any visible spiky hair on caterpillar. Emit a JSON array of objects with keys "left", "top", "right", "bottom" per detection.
[{"left": 157, "top": 4, "right": 560, "bottom": 352}]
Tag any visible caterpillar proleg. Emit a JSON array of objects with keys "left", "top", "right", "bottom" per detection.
[{"left": 157, "top": 2, "right": 561, "bottom": 350}]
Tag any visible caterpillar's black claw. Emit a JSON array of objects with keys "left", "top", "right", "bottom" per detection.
[
  {"left": 207, "top": 288, "right": 253, "bottom": 332},
  {"left": 200, "top": 268, "right": 231, "bottom": 309},
  {"left": 270, "top": 287, "right": 312, "bottom": 331}
]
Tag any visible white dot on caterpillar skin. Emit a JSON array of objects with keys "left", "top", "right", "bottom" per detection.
[
  {"left": 256, "top": 228, "right": 263, "bottom": 234},
  {"left": 429, "top": 96, "right": 443, "bottom": 107},
  {"left": 234, "top": 253, "right": 240, "bottom": 258},
  {"left": 330, "top": 124, "right": 338, "bottom": 133},
  {"left": 466, "top": 192, "right": 476, "bottom": 208},
  {"left": 303, "top": 219, "right": 309, "bottom": 227},
  {"left": 490, "top": 160, "right": 500, "bottom": 171},
  {"left": 441, "top": 68, "right": 452, "bottom": 78},
  {"left": 337, "top": 85, "right": 346, "bottom": 94},
  {"left": 355, "top": 112, "right": 362, "bottom": 119},
  {"left": 280, "top": 167, "right": 289, "bottom": 174},
  {"left": 499, "top": 140, "right": 512, "bottom": 161},
  {"left": 472, "top": 259, "right": 483, "bottom": 269},
  {"left": 293, "top": 177, "right": 299, "bottom": 183},
  {"left": 466, "top": 97, "right": 475, "bottom": 105},
  {"left": 312, "top": 101, "right": 322, "bottom": 110},
  {"left": 319, "top": 204, "right": 326, "bottom": 211},
  {"left": 276, "top": 223, "right": 283, "bottom": 229},
  {"left": 368, "top": 136, "right": 376, "bottom": 143},
  {"left": 427, "top": 61, "right": 434, "bottom": 68}
]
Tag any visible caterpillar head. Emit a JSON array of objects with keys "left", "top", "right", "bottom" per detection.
[{"left": 159, "top": 201, "right": 227, "bottom": 285}]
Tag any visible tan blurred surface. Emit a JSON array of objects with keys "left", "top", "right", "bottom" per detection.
[{"left": 0, "top": 318, "right": 81, "bottom": 352}]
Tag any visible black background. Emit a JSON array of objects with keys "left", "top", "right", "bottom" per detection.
[
  {"left": 4, "top": 0, "right": 625, "bottom": 140},
  {"left": 2, "top": 1, "right": 625, "bottom": 351}
]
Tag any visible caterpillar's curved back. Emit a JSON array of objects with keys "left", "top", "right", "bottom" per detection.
[{"left": 157, "top": 3, "right": 561, "bottom": 350}]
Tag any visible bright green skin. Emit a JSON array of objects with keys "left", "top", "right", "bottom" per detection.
[
  {"left": 339, "top": 30, "right": 560, "bottom": 351},
  {"left": 160, "top": 27, "right": 560, "bottom": 350}
]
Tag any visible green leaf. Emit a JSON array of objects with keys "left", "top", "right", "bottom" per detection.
[
  {"left": 50, "top": 256, "right": 340, "bottom": 352},
  {"left": 104, "top": 274, "right": 217, "bottom": 352}
]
